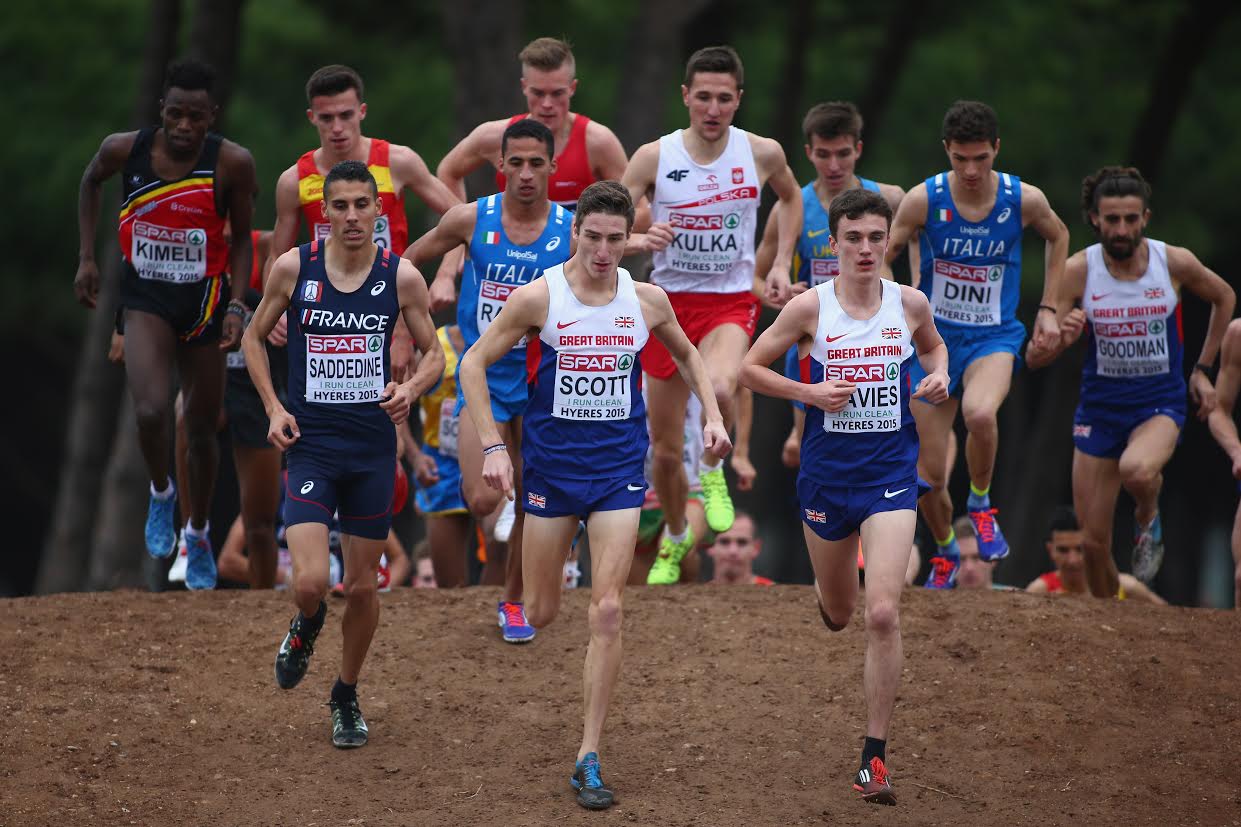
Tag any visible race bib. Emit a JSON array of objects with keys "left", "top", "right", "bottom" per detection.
[
  {"left": 131, "top": 221, "right": 207, "bottom": 283},
  {"left": 552, "top": 352, "right": 634, "bottom": 421},
  {"left": 437, "top": 397, "right": 459, "bottom": 457},
  {"left": 821, "top": 361, "right": 902, "bottom": 433},
  {"left": 477, "top": 280, "right": 526, "bottom": 349},
  {"left": 313, "top": 217, "right": 392, "bottom": 249},
  {"left": 1092, "top": 317, "right": 1171, "bottom": 378},
  {"left": 304, "top": 333, "right": 385, "bottom": 404},
  {"left": 664, "top": 194, "right": 755, "bottom": 275},
  {"left": 809, "top": 258, "right": 840, "bottom": 287},
  {"left": 226, "top": 307, "right": 254, "bottom": 370},
  {"left": 929, "top": 259, "right": 1003, "bottom": 326}
]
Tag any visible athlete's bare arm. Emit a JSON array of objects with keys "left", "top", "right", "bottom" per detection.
[
  {"left": 403, "top": 202, "right": 478, "bottom": 312},
  {"left": 752, "top": 135, "right": 799, "bottom": 305},
  {"left": 459, "top": 279, "right": 551, "bottom": 500},
  {"left": 390, "top": 144, "right": 461, "bottom": 217},
  {"left": 1208, "top": 320, "right": 1241, "bottom": 479},
  {"left": 1168, "top": 244, "right": 1236, "bottom": 417},
  {"left": 585, "top": 120, "right": 650, "bottom": 232},
  {"left": 219, "top": 140, "right": 258, "bottom": 349},
  {"left": 877, "top": 183, "right": 916, "bottom": 283},
  {"left": 731, "top": 386, "right": 757, "bottom": 490},
  {"left": 1117, "top": 573, "right": 1168, "bottom": 605},
  {"left": 242, "top": 248, "right": 299, "bottom": 448},
  {"left": 901, "top": 286, "right": 949, "bottom": 403},
  {"left": 753, "top": 200, "right": 783, "bottom": 301},
  {"left": 885, "top": 183, "right": 928, "bottom": 267},
  {"left": 269, "top": 165, "right": 303, "bottom": 262},
  {"left": 380, "top": 259, "right": 445, "bottom": 425},
  {"left": 620, "top": 142, "right": 674, "bottom": 255},
  {"left": 1022, "top": 182, "right": 1069, "bottom": 351},
  {"left": 638, "top": 282, "right": 731, "bottom": 459},
  {"left": 75, "top": 131, "right": 140, "bottom": 308},
  {"left": 739, "top": 289, "right": 826, "bottom": 404},
  {"left": 1026, "top": 252, "right": 1088, "bottom": 370},
  {"left": 436, "top": 120, "right": 506, "bottom": 202}
]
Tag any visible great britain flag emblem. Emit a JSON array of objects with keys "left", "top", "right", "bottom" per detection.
[
  {"left": 805, "top": 509, "right": 827, "bottom": 524},
  {"left": 527, "top": 492, "right": 546, "bottom": 509},
  {"left": 1145, "top": 287, "right": 1165, "bottom": 299},
  {"left": 882, "top": 327, "right": 902, "bottom": 339},
  {"left": 614, "top": 316, "right": 635, "bottom": 328}
]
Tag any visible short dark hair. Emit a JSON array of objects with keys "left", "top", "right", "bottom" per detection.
[
  {"left": 1047, "top": 505, "right": 1080, "bottom": 536},
  {"left": 803, "top": 101, "right": 863, "bottom": 144},
  {"left": 828, "top": 188, "right": 892, "bottom": 238},
  {"left": 1081, "top": 165, "right": 1152, "bottom": 227},
  {"left": 574, "top": 181, "right": 635, "bottom": 232},
  {"left": 323, "top": 159, "right": 377, "bottom": 199},
  {"left": 684, "top": 45, "right": 744, "bottom": 88},
  {"left": 163, "top": 59, "right": 215, "bottom": 96},
  {"left": 305, "top": 65, "right": 364, "bottom": 103},
  {"left": 519, "top": 37, "right": 575, "bottom": 74},
  {"left": 941, "top": 100, "right": 998, "bottom": 146},
  {"left": 502, "top": 118, "right": 555, "bottom": 160}
]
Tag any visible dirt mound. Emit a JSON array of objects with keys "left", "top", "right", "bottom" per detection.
[{"left": 3, "top": 586, "right": 1239, "bottom": 826}]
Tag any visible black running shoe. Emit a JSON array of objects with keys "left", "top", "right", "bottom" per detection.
[
  {"left": 853, "top": 756, "right": 896, "bottom": 805},
  {"left": 329, "top": 697, "right": 368, "bottom": 749},
  {"left": 570, "top": 752, "right": 615, "bottom": 810},
  {"left": 274, "top": 603, "right": 324, "bottom": 690}
]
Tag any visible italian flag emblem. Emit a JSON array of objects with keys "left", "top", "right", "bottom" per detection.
[
  {"left": 937, "top": 208, "right": 953, "bottom": 222},
  {"left": 484, "top": 231, "right": 500, "bottom": 244}
]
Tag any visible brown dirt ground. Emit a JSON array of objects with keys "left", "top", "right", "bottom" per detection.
[{"left": 2, "top": 585, "right": 1240, "bottom": 827}]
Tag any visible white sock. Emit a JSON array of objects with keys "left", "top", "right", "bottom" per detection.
[
  {"left": 151, "top": 478, "right": 175, "bottom": 500},
  {"left": 184, "top": 521, "right": 209, "bottom": 539},
  {"left": 698, "top": 457, "right": 722, "bottom": 475},
  {"left": 664, "top": 525, "right": 689, "bottom": 545}
]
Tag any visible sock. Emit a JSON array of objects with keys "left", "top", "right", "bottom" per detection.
[
  {"left": 302, "top": 600, "right": 327, "bottom": 633},
  {"left": 664, "top": 525, "right": 689, "bottom": 545},
  {"left": 967, "top": 482, "right": 990, "bottom": 511},
  {"left": 184, "top": 521, "right": 209, "bottom": 540},
  {"left": 699, "top": 456, "right": 722, "bottom": 475},
  {"left": 331, "top": 676, "right": 357, "bottom": 705},
  {"left": 934, "top": 531, "right": 960, "bottom": 560},
  {"left": 861, "top": 736, "right": 887, "bottom": 767},
  {"left": 151, "top": 478, "right": 175, "bottom": 500}
]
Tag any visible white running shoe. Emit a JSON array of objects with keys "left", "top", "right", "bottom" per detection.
[
  {"left": 563, "top": 560, "right": 581, "bottom": 589},
  {"left": 167, "top": 531, "right": 188, "bottom": 584},
  {"left": 494, "top": 498, "right": 516, "bottom": 543}
]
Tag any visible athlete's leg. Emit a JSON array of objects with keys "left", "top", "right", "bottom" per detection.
[
  {"left": 681, "top": 499, "right": 708, "bottom": 582},
  {"left": 782, "top": 406, "right": 805, "bottom": 469},
  {"left": 1072, "top": 449, "right": 1123, "bottom": 597},
  {"left": 1117, "top": 416, "right": 1179, "bottom": 527},
  {"left": 457, "top": 408, "right": 517, "bottom": 519},
  {"left": 958, "top": 352, "right": 1015, "bottom": 494},
  {"left": 521, "top": 512, "right": 580, "bottom": 628},
  {"left": 234, "top": 442, "right": 282, "bottom": 588},
  {"left": 123, "top": 310, "right": 177, "bottom": 488},
  {"left": 857, "top": 509, "right": 916, "bottom": 741},
  {"left": 175, "top": 341, "right": 226, "bottom": 528},
  {"left": 804, "top": 525, "right": 860, "bottom": 630},
  {"left": 503, "top": 423, "right": 526, "bottom": 604},
  {"left": 174, "top": 392, "right": 191, "bottom": 524},
  {"left": 286, "top": 522, "right": 332, "bottom": 617},
  {"left": 646, "top": 373, "right": 692, "bottom": 534},
  {"left": 911, "top": 397, "right": 960, "bottom": 543},
  {"left": 1232, "top": 499, "right": 1241, "bottom": 608},
  {"left": 428, "top": 514, "right": 472, "bottom": 588},
  {"left": 579, "top": 507, "right": 640, "bottom": 760},
  {"left": 338, "top": 533, "right": 387, "bottom": 685},
  {"left": 695, "top": 322, "right": 752, "bottom": 439},
  {"left": 215, "top": 515, "right": 249, "bottom": 583}
]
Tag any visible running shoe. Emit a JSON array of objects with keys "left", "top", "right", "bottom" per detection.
[
  {"left": 1132, "top": 512, "right": 1164, "bottom": 584},
  {"left": 144, "top": 489, "right": 177, "bottom": 559},
  {"left": 699, "top": 465, "right": 735, "bottom": 533},
  {"left": 274, "top": 602, "right": 325, "bottom": 689},
  {"left": 497, "top": 601, "right": 536, "bottom": 644},
  {"left": 328, "top": 696, "right": 368, "bottom": 748},
  {"left": 969, "top": 507, "right": 1009, "bottom": 561},
  {"left": 646, "top": 527, "right": 696, "bottom": 586},
  {"left": 184, "top": 530, "right": 217, "bottom": 591},
  {"left": 167, "top": 532, "right": 188, "bottom": 584},
  {"left": 923, "top": 553, "right": 959, "bottom": 590},
  {"left": 570, "top": 752, "right": 615, "bottom": 810},
  {"left": 853, "top": 756, "right": 896, "bottom": 805},
  {"left": 494, "top": 498, "right": 516, "bottom": 542}
]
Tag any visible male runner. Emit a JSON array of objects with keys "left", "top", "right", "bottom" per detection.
[
  {"left": 706, "top": 511, "right": 774, "bottom": 585},
  {"left": 460, "top": 181, "right": 729, "bottom": 810},
  {"left": 1026, "top": 507, "right": 1165, "bottom": 604},
  {"left": 754, "top": 102, "right": 907, "bottom": 467},
  {"left": 268, "top": 64, "right": 458, "bottom": 376},
  {"left": 740, "top": 188, "right": 948, "bottom": 806},
  {"left": 886, "top": 100, "right": 1068, "bottom": 587},
  {"left": 622, "top": 45, "right": 801, "bottom": 584},
  {"left": 74, "top": 59, "right": 256, "bottom": 589},
  {"left": 1207, "top": 318, "right": 1241, "bottom": 608},
  {"left": 241, "top": 160, "right": 444, "bottom": 748},
  {"left": 405, "top": 118, "right": 572, "bottom": 642},
  {"left": 1027, "top": 166, "right": 1232, "bottom": 593}
]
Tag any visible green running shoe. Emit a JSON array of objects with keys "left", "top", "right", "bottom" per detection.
[
  {"left": 699, "top": 465, "right": 734, "bottom": 533},
  {"left": 646, "top": 526, "right": 695, "bottom": 585}
]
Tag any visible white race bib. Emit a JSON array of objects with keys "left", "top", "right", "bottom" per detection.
[
  {"left": 131, "top": 221, "right": 207, "bottom": 283},
  {"left": 313, "top": 218, "right": 391, "bottom": 249},
  {"left": 477, "top": 279, "right": 526, "bottom": 349},
  {"left": 929, "top": 258, "right": 1003, "bottom": 326},
  {"left": 1092, "top": 318, "right": 1171, "bottom": 378},
  {"left": 821, "top": 361, "right": 902, "bottom": 433},
  {"left": 552, "top": 352, "right": 634, "bottom": 421},
  {"left": 809, "top": 258, "right": 840, "bottom": 286},
  {"left": 304, "top": 333, "right": 385, "bottom": 404},
  {"left": 437, "top": 397, "right": 459, "bottom": 457}
]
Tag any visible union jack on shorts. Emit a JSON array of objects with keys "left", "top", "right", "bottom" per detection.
[
  {"left": 805, "top": 509, "right": 827, "bottom": 524},
  {"left": 1073, "top": 424, "right": 1092, "bottom": 438},
  {"left": 527, "top": 492, "right": 546, "bottom": 509}
]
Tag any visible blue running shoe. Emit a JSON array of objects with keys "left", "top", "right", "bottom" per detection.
[
  {"left": 144, "top": 489, "right": 177, "bottom": 559},
  {"left": 497, "top": 601, "right": 536, "bottom": 644},
  {"left": 570, "top": 752, "right": 615, "bottom": 810},
  {"left": 923, "top": 553, "right": 959, "bottom": 590},
  {"left": 184, "top": 529, "right": 217, "bottom": 591},
  {"left": 969, "top": 507, "right": 1009, "bottom": 561}
]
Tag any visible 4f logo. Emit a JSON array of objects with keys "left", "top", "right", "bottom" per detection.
[{"left": 666, "top": 169, "right": 689, "bottom": 182}]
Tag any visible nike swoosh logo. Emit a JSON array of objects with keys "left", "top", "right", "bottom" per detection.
[
  {"left": 807, "top": 228, "right": 829, "bottom": 238},
  {"left": 627, "top": 484, "right": 644, "bottom": 492},
  {"left": 1090, "top": 293, "right": 1111, "bottom": 301},
  {"left": 824, "top": 333, "right": 848, "bottom": 343},
  {"left": 884, "top": 488, "right": 909, "bottom": 499},
  {"left": 556, "top": 320, "right": 581, "bottom": 329}
]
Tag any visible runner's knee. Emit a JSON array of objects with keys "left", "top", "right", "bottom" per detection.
[
  {"left": 462, "top": 480, "right": 501, "bottom": 518},
  {"left": 344, "top": 574, "right": 378, "bottom": 603},
  {"left": 961, "top": 405, "right": 997, "bottom": 436},
  {"left": 589, "top": 593, "right": 623, "bottom": 640},
  {"left": 864, "top": 600, "right": 900, "bottom": 637},
  {"left": 1118, "top": 457, "right": 1158, "bottom": 490},
  {"left": 133, "top": 400, "right": 166, "bottom": 435},
  {"left": 293, "top": 571, "right": 328, "bottom": 606},
  {"left": 526, "top": 597, "right": 557, "bottom": 630}
]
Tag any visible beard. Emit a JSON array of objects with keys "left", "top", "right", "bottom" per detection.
[{"left": 1103, "top": 234, "right": 1140, "bottom": 260}]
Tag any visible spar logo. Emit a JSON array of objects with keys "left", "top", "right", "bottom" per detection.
[
  {"left": 186, "top": 229, "right": 206, "bottom": 246},
  {"left": 480, "top": 281, "right": 516, "bottom": 301},
  {"left": 306, "top": 334, "right": 382, "bottom": 354},
  {"left": 669, "top": 213, "right": 722, "bottom": 231},
  {"left": 558, "top": 353, "right": 634, "bottom": 372},
  {"left": 375, "top": 217, "right": 388, "bottom": 233},
  {"left": 933, "top": 260, "right": 990, "bottom": 283},
  {"left": 134, "top": 223, "right": 205, "bottom": 245},
  {"left": 1148, "top": 319, "right": 1165, "bottom": 335},
  {"left": 825, "top": 363, "right": 891, "bottom": 383},
  {"left": 1095, "top": 320, "right": 1148, "bottom": 338},
  {"left": 988, "top": 266, "right": 1002, "bottom": 282}
]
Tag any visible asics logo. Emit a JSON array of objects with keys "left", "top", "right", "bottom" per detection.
[
  {"left": 997, "top": 207, "right": 1012, "bottom": 224},
  {"left": 883, "top": 487, "right": 908, "bottom": 499},
  {"left": 370, "top": 281, "right": 386, "bottom": 296},
  {"left": 300, "top": 481, "right": 315, "bottom": 495},
  {"left": 545, "top": 236, "right": 562, "bottom": 252},
  {"left": 627, "top": 484, "right": 644, "bottom": 492},
  {"left": 807, "top": 227, "right": 829, "bottom": 238}
]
